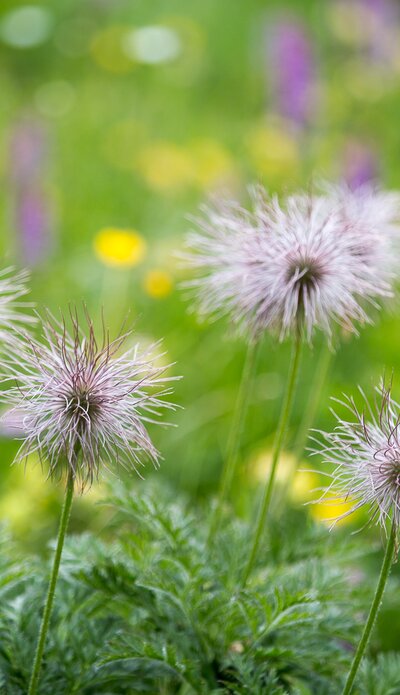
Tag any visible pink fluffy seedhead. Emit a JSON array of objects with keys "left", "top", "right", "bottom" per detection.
[
  {"left": 183, "top": 184, "right": 398, "bottom": 342},
  {"left": 2, "top": 309, "right": 178, "bottom": 490},
  {"left": 311, "top": 380, "right": 400, "bottom": 531}
]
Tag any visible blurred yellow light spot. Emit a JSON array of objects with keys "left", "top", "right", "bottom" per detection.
[
  {"left": 90, "top": 26, "right": 134, "bottom": 74},
  {"left": 84, "top": 479, "right": 108, "bottom": 501},
  {"left": 290, "top": 470, "right": 319, "bottom": 504},
  {"left": 246, "top": 124, "right": 299, "bottom": 181},
  {"left": 136, "top": 142, "right": 194, "bottom": 193},
  {"left": 343, "top": 61, "right": 391, "bottom": 101},
  {"left": 0, "top": 462, "right": 51, "bottom": 532},
  {"left": 94, "top": 228, "right": 146, "bottom": 268},
  {"left": 310, "top": 497, "right": 355, "bottom": 527},
  {"left": 328, "top": 3, "right": 379, "bottom": 47},
  {"left": 189, "top": 138, "right": 235, "bottom": 189},
  {"left": 252, "top": 449, "right": 295, "bottom": 484},
  {"left": 144, "top": 270, "right": 173, "bottom": 298}
]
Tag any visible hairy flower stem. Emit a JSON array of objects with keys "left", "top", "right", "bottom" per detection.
[
  {"left": 242, "top": 332, "right": 302, "bottom": 586},
  {"left": 28, "top": 472, "right": 74, "bottom": 695},
  {"left": 208, "top": 340, "right": 260, "bottom": 542},
  {"left": 342, "top": 517, "right": 397, "bottom": 695}
]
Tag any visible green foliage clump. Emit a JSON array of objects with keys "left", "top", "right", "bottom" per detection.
[
  {"left": 0, "top": 484, "right": 395, "bottom": 694},
  {"left": 358, "top": 653, "right": 400, "bottom": 695}
]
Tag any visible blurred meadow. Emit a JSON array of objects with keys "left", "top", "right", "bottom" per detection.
[{"left": 1, "top": 0, "right": 400, "bottom": 558}]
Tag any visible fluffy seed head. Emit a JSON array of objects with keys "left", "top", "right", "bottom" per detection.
[
  {"left": 321, "top": 182, "right": 400, "bottom": 269},
  {"left": 182, "top": 185, "right": 398, "bottom": 342},
  {"left": 1, "top": 309, "right": 177, "bottom": 490},
  {"left": 312, "top": 381, "right": 400, "bottom": 530},
  {"left": 0, "top": 266, "right": 33, "bottom": 345}
]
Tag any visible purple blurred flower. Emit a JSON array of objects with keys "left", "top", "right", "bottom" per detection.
[
  {"left": 363, "top": 0, "right": 392, "bottom": 15},
  {"left": 265, "top": 14, "right": 318, "bottom": 128},
  {"left": 10, "top": 121, "right": 47, "bottom": 185},
  {"left": 333, "top": 0, "right": 399, "bottom": 66},
  {"left": 183, "top": 184, "right": 398, "bottom": 342},
  {"left": 342, "top": 140, "right": 378, "bottom": 190},
  {"left": 360, "top": 0, "right": 397, "bottom": 63},
  {"left": 16, "top": 189, "right": 51, "bottom": 265},
  {"left": 2, "top": 310, "right": 178, "bottom": 489},
  {"left": 9, "top": 118, "right": 52, "bottom": 266}
]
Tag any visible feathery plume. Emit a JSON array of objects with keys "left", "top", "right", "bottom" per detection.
[
  {"left": 183, "top": 185, "right": 397, "bottom": 342},
  {"left": 0, "top": 266, "right": 33, "bottom": 344},
  {"left": 312, "top": 380, "right": 400, "bottom": 530},
  {"left": 319, "top": 182, "right": 400, "bottom": 278},
  {"left": 1, "top": 309, "right": 177, "bottom": 489}
]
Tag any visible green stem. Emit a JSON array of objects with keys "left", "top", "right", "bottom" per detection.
[
  {"left": 342, "top": 517, "right": 397, "bottom": 695},
  {"left": 28, "top": 473, "right": 75, "bottom": 695},
  {"left": 293, "top": 341, "right": 332, "bottom": 463},
  {"left": 208, "top": 340, "right": 259, "bottom": 542},
  {"left": 242, "top": 332, "right": 303, "bottom": 586}
]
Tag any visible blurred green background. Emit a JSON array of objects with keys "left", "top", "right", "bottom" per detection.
[{"left": 0, "top": 0, "right": 400, "bottom": 549}]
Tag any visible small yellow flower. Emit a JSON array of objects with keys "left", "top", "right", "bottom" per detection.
[
  {"left": 251, "top": 449, "right": 295, "bottom": 484},
  {"left": 342, "top": 61, "right": 390, "bottom": 101},
  {"left": 94, "top": 228, "right": 147, "bottom": 268},
  {"left": 136, "top": 141, "right": 194, "bottom": 193},
  {"left": 143, "top": 270, "right": 173, "bottom": 298}
]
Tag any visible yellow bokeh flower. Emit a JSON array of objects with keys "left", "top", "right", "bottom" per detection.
[
  {"left": 143, "top": 269, "right": 173, "bottom": 298},
  {"left": 290, "top": 469, "right": 319, "bottom": 504},
  {"left": 342, "top": 61, "right": 391, "bottom": 101},
  {"left": 90, "top": 26, "right": 134, "bottom": 74},
  {"left": 0, "top": 461, "right": 53, "bottom": 532},
  {"left": 136, "top": 141, "right": 194, "bottom": 193},
  {"left": 328, "top": 3, "right": 374, "bottom": 47},
  {"left": 94, "top": 228, "right": 147, "bottom": 268},
  {"left": 189, "top": 138, "right": 236, "bottom": 189},
  {"left": 251, "top": 449, "right": 295, "bottom": 484},
  {"left": 246, "top": 123, "right": 299, "bottom": 181},
  {"left": 310, "top": 497, "right": 356, "bottom": 527}
]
